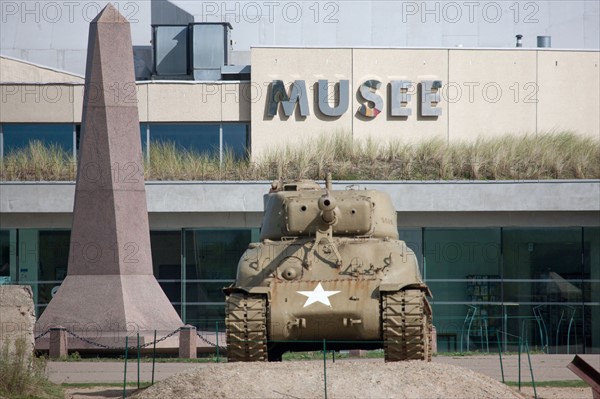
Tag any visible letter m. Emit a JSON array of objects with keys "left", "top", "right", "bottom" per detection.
[{"left": 267, "top": 80, "right": 310, "bottom": 117}]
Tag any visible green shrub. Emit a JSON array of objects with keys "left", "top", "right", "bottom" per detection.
[
  {"left": 0, "top": 140, "right": 75, "bottom": 181},
  {"left": 1, "top": 132, "right": 598, "bottom": 181},
  {"left": 0, "top": 338, "right": 63, "bottom": 399}
]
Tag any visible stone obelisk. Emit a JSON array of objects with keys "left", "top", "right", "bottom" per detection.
[{"left": 36, "top": 4, "right": 183, "bottom": 345}]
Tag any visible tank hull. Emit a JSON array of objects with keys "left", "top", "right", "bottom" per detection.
[
  {"left": 224, "top": 178, "right": 432, "bottom": 362},
  {"left": 269, "top": 278, "right": 381, "bottom": 341}
]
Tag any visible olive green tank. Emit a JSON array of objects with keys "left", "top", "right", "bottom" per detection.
[{"left": 224, "top": 175, "right": 432, "bottom": 362}]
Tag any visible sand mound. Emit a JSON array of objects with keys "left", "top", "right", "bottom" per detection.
[{"left": 133, "top": 360, "right": 526, "bottom": 399}]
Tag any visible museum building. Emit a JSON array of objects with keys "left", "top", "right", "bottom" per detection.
[{"left": 0, "top": 0, "right": 599, "bottom": 354}]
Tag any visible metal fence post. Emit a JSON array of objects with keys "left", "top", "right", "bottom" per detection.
[
  {"left": 216, "top": 321, "right": 220, "bottom": 362},
  {"left": 518, "top": 337, "right": 522, "bottom": 391},
  {"left": 525, "top": 340, "right": 537, "bottom": 399},
  {"left": 496, "top": 331, "right": 505, "bottom": 384},
  {"left": 322, "top": 339, "right": 328, "bottom": 399},
  {"left": 123, "top": 336, "right": 129, "bottom": 399},
  {"left": 151, "top": 330, "right": 157, "bottom": 385},
  {"left": 137, "top": 333, "right": 140, "bottom": 389}
]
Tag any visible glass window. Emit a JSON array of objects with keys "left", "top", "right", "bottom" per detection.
[
  {"left": 583, "top": 227, "right": 600, "bottom": 353},
  {"left": 150, "top": 231, "right": 182, "bottom": 305},
  {"left": 37, "top": 230, "right": 70, "bottom": 316},
  {"left": 0, "top": 230, "right": 10, "bottom": 278},
  {"left": 141, "top": 123, "right": 148, "bottom": 158},
  {"left": 150, "top": 124, "right": 220, "bottom": 156},
  {"left": 503, "top": 228, "right": 583, "bottom": 353},
  {"left": 182, "top": 229, "right": 255, "bottom": 325},
  {"left": 3, "top": 124, "right": 73, "bottom": 155},
  {"left": 424, "top": 228, "right": 501, "bottom": 352},
  {"left": 184, "top": 229, "right": 252, "bottom": 280},
  {"left": 222, "top": 124, "right": 249, "bottom": 159}
]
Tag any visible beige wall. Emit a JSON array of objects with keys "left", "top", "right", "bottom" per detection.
[
  {"left": 448, "top": 50, "right": 538, "bottom": 139},
  {"left": 1, "top": 84, "right": 77, "bottom": 122},
  {"left": 0, "top": 57, "right": 83, "bottom": 83},
  {"left": 537, "top": 51, "right": 600, "bottom": 135},
  {"left": 0, "top": 82, "right": 251, "bottom": 123},
  {"left": 251, "top": 48, "right": 599, "bottom": 157},
  {"left": 2, "top": 49, "right": 598, "bottom": 156}
]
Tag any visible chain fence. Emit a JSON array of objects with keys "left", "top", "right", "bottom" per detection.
[
  {"left": 34, "top": 327, "right": 182, "bottom": 350},
  {"left": 34, "top": 326, "right": 226, "bottom": 352},
  {"left": 196, "top": 330, "right": 226, "bottom": 351},
  {"left": 34, "top": 329, "right": 50, "bottom": 340}
]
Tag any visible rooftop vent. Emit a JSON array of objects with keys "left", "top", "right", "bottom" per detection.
[
  {"left": 515, "top": 34, "right": 523, "bottom": 48},
  {"left": 537, "top": 36, "right": 552, "bottom": 48}
]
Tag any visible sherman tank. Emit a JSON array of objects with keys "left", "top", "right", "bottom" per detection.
[{"left": 224, "top": 175, "right": 432, "bottom": 362}]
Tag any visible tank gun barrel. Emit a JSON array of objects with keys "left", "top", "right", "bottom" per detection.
[{"left": 318, "top": 193, "right": 337, "bottom": 225}]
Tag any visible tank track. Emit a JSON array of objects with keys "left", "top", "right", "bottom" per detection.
[
  {"left": 382, "top": 289, "right": 432, "bottom": 362},
  {"left": 225, "top": 293, "right": 268, "bottom": 362}
]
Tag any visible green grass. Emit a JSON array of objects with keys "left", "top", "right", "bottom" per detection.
[
  {"left": 1, "top": 132, "right": 598, "bottom": 181},
  {"left": 51, "top": 352, "right": 223, "bottom": 363},
  {"left": 504, "top": 380, "right": 589, "bottom": 388},
  {"left": 61, "top": 382, "right": 152, "bottom": 388}
]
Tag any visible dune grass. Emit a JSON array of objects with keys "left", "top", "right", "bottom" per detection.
[
  {"left": 0, "top": 338, "right": 63, "bottom": 399},
  {"left": 0, "top": 141, "right": 76, "bottom": 181},
  {"left": 1, "top": 132, "right": 598, "bottom": 181}
]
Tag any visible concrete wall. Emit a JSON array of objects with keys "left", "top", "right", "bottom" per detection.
[
  {"left": 0, "top": 0, "right": 151, "bottom": 75},
  {"left": 0, "top": 285, "right": 36, "bottom": 357},
  {"left": 177, "top": 1, "right": 600, "bottom": 56},
  {"left": 251, "top": 47, "right": 600, "bottom": 155},
  {"left": 1, "top": 180, "right": 598, "bottom": 229}
]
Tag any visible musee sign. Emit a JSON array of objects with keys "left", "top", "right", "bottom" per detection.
[{"left": 267, "top": 79, "right": 442, "bottom": 119}]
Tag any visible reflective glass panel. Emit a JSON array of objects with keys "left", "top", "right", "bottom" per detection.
[
  {"left": 3, "top": 124, "right": 73, "bottom": 155},
  {"left": 37, "top": 230, "right": 70, "bottom": 316},
  {"left": 222, "top": 124, "right": 249, "bottom": 159},
  {"left": 150, "top": 124, "right": 219, "bottom": 156},
  {"left": 151, "top": 230, "right": 182, "bottom": 305},
  {"left": 0, "top": 230, "right": 10, "bottom": 279},
  {"left": 424, "top": 228, "right": 501, "bottom": 352},
  {"left": 584, "top": 227, "right": 600, "bottom": 353},
  {"left": 503, "top": 228, "right": 583, "bottom": 353},
  {"left": 183, "top": 229, "right": 255, "bottom": 325}
]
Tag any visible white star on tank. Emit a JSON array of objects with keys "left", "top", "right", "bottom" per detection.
[{"left": 297, "top": 283, "right": 341, "bottom": 308}]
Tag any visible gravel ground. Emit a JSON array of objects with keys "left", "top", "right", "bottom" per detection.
[
  {"left": 63, "top": 385, "right": 594, "bottom": 399},
  {"left": 59, "top": 354, "right": 598, "bottom": 399},
  {"left": 130, "top": 361, "right": 528, "bottom": 399}
]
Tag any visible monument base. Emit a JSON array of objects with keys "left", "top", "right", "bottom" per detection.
[{"left": 36, "top": 274, "right": 183, "bottom": 343}]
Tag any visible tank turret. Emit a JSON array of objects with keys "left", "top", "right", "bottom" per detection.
[{"left": 317, "top": 192, "right": 337, "bottom": 226}]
